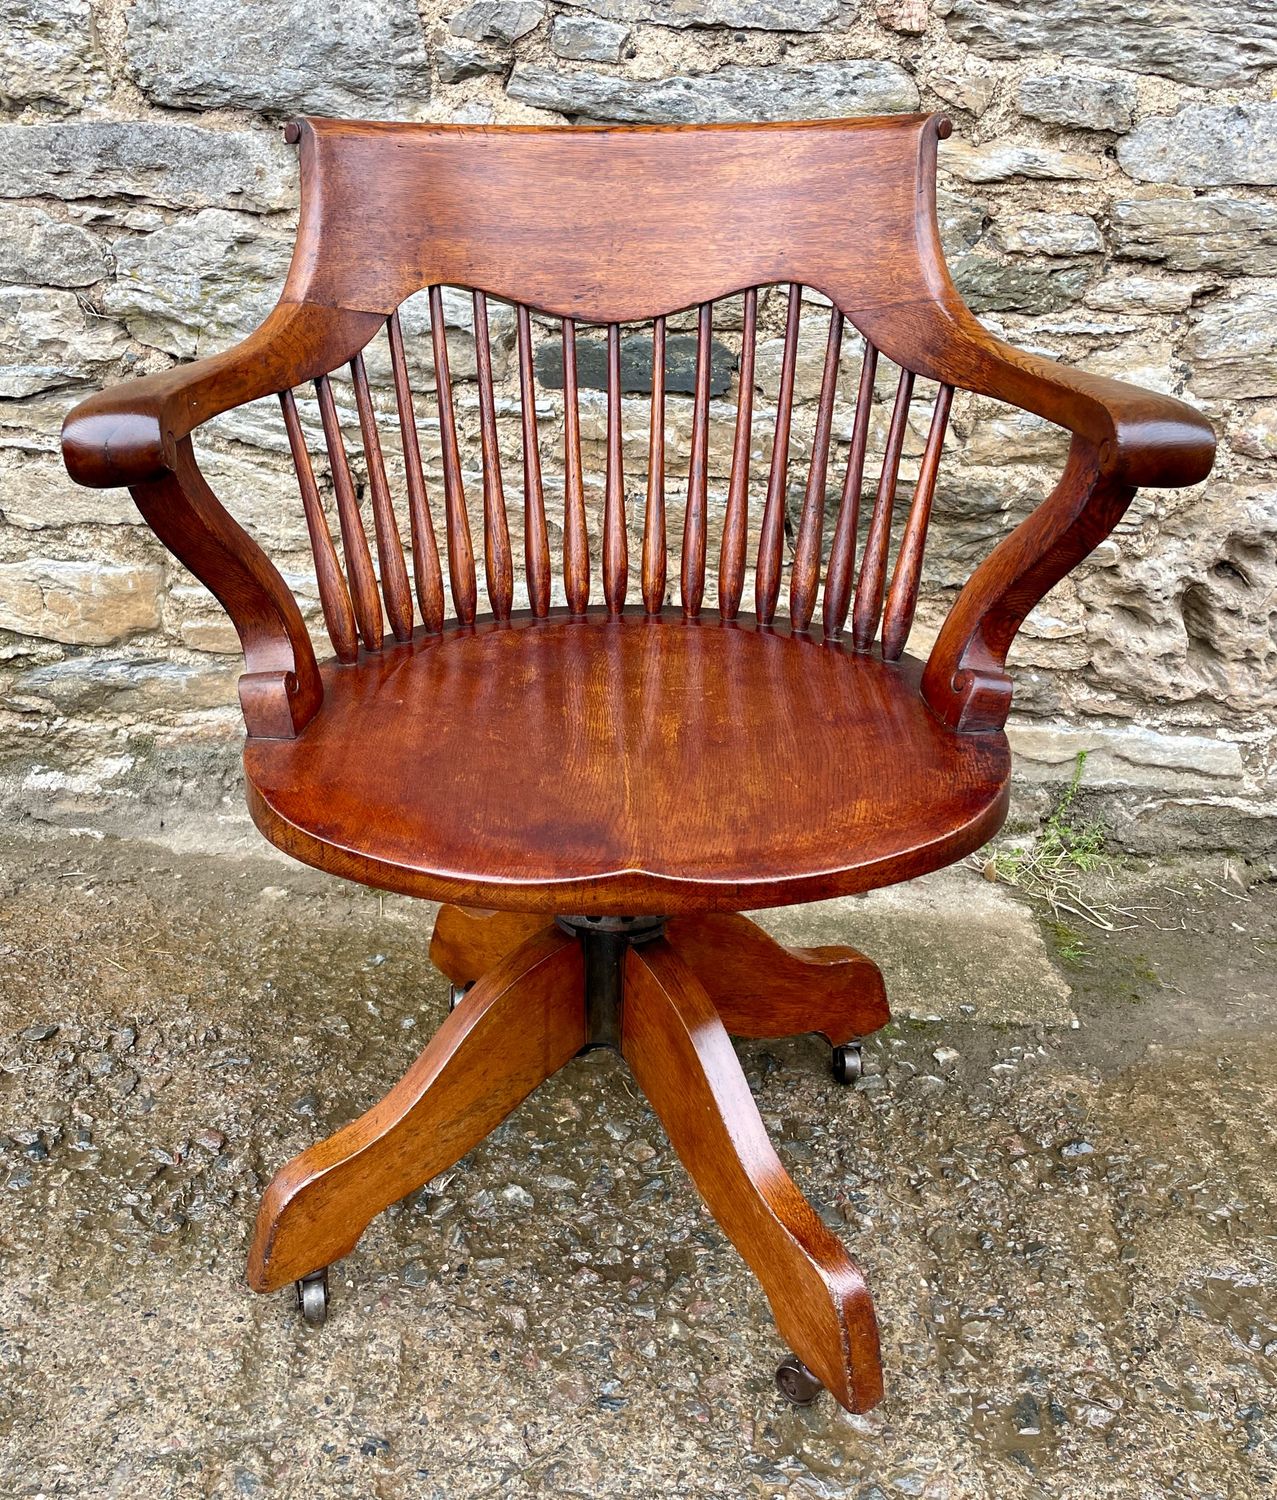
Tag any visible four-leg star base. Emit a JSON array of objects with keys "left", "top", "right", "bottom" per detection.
[{"left": 248, "top": 905, "right": 891, "bottom": 1412}]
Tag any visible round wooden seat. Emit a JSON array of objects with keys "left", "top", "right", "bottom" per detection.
[{"left": 245, "top": 610, "right": 1010, "bottom": 914}]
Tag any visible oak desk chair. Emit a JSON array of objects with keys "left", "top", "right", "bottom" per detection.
[{"left": 62, "top": 114, "right": 1214, "bottom": 1414}]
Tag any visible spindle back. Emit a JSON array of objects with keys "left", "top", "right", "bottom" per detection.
[{"left": 266, "top": 288, "right": 954, "bottom": 656}]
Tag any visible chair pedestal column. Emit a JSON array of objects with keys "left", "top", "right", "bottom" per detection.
[{"left": 554, "top": 913, "right": 665, "bottom": 1050}]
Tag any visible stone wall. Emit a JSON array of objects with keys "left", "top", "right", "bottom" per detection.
[{"left": 1, "top": 0, "right": 1274, "bottom": 854}]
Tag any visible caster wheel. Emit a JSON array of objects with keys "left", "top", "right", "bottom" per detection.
[
  {"left": 447, "top": 982, "right": 473, "bottom": 1014},
  {"left": 831, "top": 1042, "right": 863, "bottom": 1085},
  {"left": 296, "top": 1267, "right": 328, "bottom": 1327},
  {"left": 776, "top": 1354, "right": 823, "bottom": 1406}
]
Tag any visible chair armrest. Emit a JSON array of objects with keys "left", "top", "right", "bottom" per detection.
[
  {"left": 918, "top": 324, "right": 1216, "bottom": 733},
  {"left": 61, "top": 302, "right": 384, "bottom": 487},
  {"left": 946, "top": 322, "right": 1215, "bottom": 492},
  {"left": 60, "top": 302, "right": 384, "bottom": 737}
]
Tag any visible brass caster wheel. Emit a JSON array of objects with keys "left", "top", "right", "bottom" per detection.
[
  {"left": 296, "top": 1267, "right": 329, "bottom": 1327},
  {"left": 447, "top": 982, "right": 473, "bottom": 1014},
  {"left": 831, "top": 1041, "right": 863, "bottom": 1085},
  {"left": 776, "top": 1353, "right": 823, "bottom": 1405}
]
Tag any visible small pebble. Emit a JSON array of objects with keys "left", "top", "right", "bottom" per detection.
[
  {"left": 1014, "top": 1392, "right": 1042, "bottom": 1436},
  {"left": 19, "top": 1024, "right": 58, "bottom": 1043},
  {"left": 401, "top": 1259, "right": 432, "bottom": 1287}
]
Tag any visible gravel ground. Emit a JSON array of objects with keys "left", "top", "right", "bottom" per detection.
[{"left": 0, "top": 826, "right": 1273, "bottom": 1499}]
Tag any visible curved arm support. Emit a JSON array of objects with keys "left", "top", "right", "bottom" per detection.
[
  {"left": 61, "top": 301, "right": 385, "bottom": 490},
  {"left": 936, "top": 311, "right": 1216, "bottom": 493},
  {"left": 61, "top": 300, "right": 386, "bottom": 738},
  {"left": 893, "top": 138, "right": 1215, "bottom": 734},
  {"left": 131, "top": 439, "right": 323, "bottom": 738},
  {"left": 921, "top": 438, "right": 1132, "bottom": 733}
]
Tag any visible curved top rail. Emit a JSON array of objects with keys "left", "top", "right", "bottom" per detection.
[{"left": 280, "top": 114, "right": 950, "bottom": 328}]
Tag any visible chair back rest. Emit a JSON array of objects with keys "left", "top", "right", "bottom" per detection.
[{"left": 265, "top": 115, "right": 961, "bottom": 659}]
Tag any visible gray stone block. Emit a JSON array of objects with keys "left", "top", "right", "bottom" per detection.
[
  {"left": 0, "top": 286, "right": 129, "bottom": 398},
  {"left": 507, "top": 59, "right": 919, "bottom": 123},
  {"left": 0, "top": 206, "right": 106, "bottom": 288},
  {"left": 535, "top": 331, "right": 735, "bottom": 396},
  {"left": 125, "top": 0, "right": 431, "bottom": 117},
  {"left": 1111, "top": 196, "right": 1277, "bottom": 276},
  {"left": 557, "top": 0, "right": 837, "bottom": 27},
  {"left": 1184, "top": 291, "right": 1277, "bottom": 398},
  {"left": 992, "top": 212, "right": 1104, "bottom": 258},
  {"left": 438, "top": 40, "right": 508, "bottom": 84},
  {"left": 946, "top": 0, "right": 1277, "bottom": 90},
  {"left": 104, "top": 210, "right": 294, "bottom": 361},
  {"left": 0, "top": 0, "right": 107, "bottom": 111},
  {"left": 449, "top": 1, "right": 545, "bottom": 44},
  {"left": 949, "top": 252, "right": 1090, "bottom": 314},
  {"left": 942, "top": 141, "right": 1101, "bottom": 182},
  {"left": 1018, "top": 74, "right": 1135, "bottom": 134},
  {"left": 551, "top": 15, "right": 630, "bottom": 63},
  {"left": 1118, "top": 104, "right": 1277, "bottom": 187},
  {"left": 0, "top": 123, "right": 295, "bottom": 213}
]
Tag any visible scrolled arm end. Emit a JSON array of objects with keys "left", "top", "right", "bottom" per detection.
[
  {"left": 58, "top": 302, "right": 386, "bottom": 738},
  {"left": 62, "top": 385, "right": 172, "bottom": 490},
  {"left": 1101, "top": 388, "right": 1215, "bottom": 491},
  {"left": 914, "top": 309, "right": 1218, "bottom": 733}
]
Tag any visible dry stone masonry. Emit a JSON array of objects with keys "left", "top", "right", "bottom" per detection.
[{"left": 0, "top": 0, "right": 1273, "bottom": 854}]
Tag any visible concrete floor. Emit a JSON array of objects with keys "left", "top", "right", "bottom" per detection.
[{"left": 0, "top": 824, "right": 1274, "bottom": 1498}]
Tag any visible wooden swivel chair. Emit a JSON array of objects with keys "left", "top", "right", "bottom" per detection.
[{"left": 62, "top": 114, "right": 1215, "bottom": 1413}]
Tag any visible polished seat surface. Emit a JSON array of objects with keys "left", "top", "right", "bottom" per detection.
[{"left": 245, "top": 610, "right": 1010, "bottom": 913}]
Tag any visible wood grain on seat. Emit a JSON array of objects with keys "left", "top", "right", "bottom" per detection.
[{"left": 245, "top": 609, "right": 1010, "bottom": 914}]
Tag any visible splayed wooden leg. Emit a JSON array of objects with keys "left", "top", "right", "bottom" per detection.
[
  {"left": 248, "top": 926, "right": 583, "bottom": 1292},
  {"left": 621, "top": 937, "right": 884, "bottom": 1412},
  {"left": 429, "top": 903, "right": 547, "bottom": 986},
  {"left": 666, "top": 912, "right": 889, "bottom": 1045}
]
